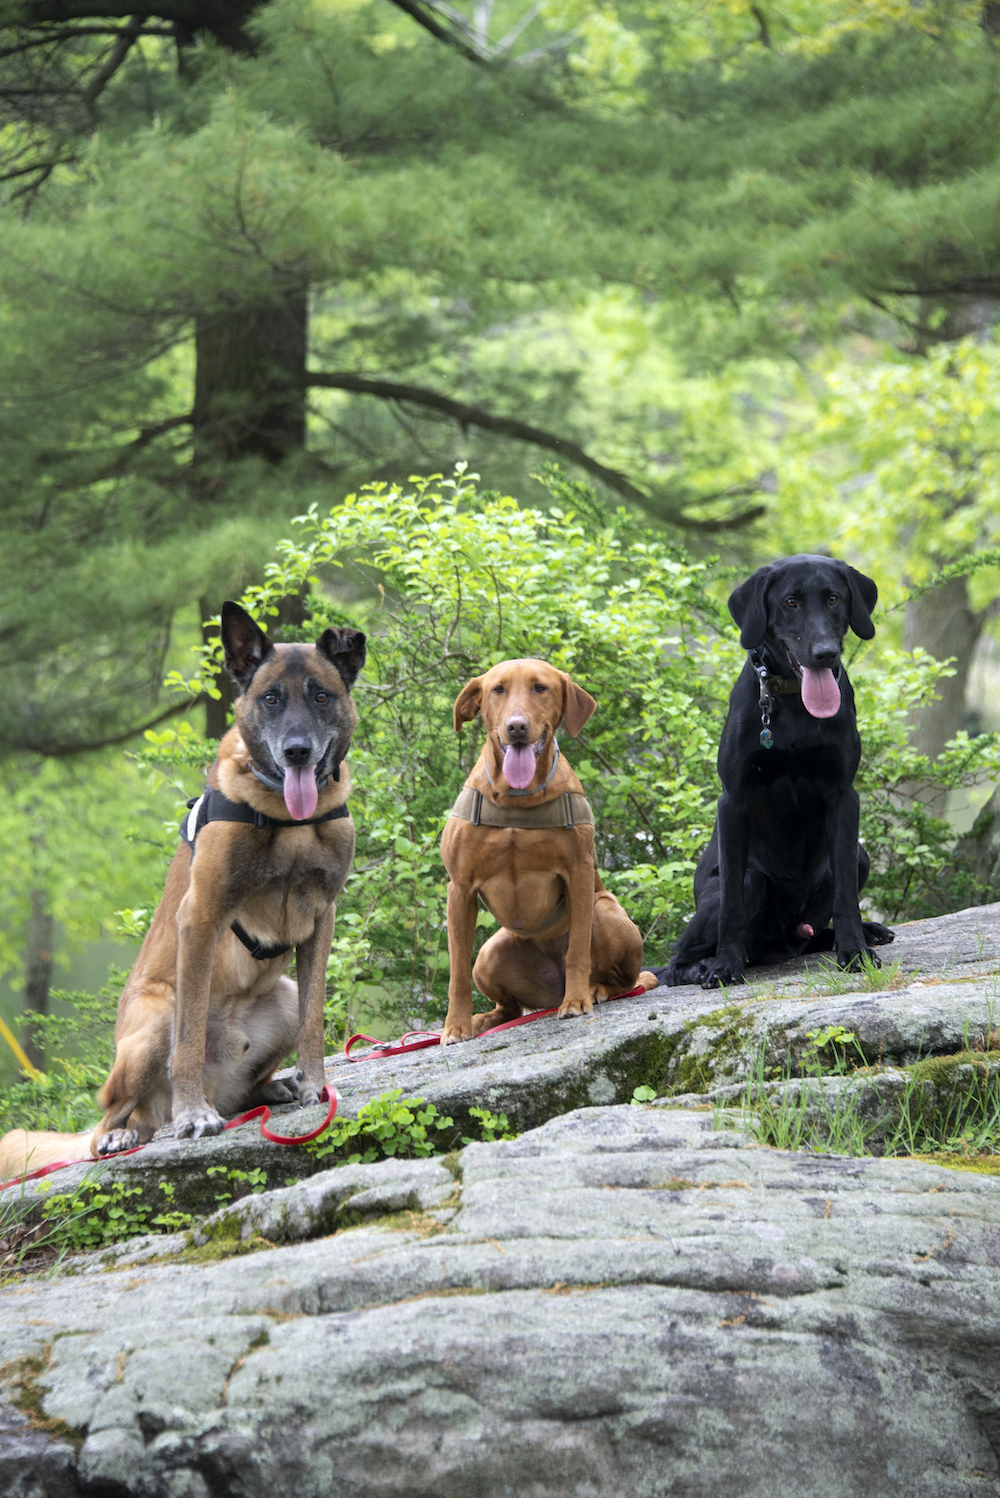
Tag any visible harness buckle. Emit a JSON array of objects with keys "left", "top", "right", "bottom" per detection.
[{"left": 470, "top": 790, "right": 482, "bottom": 826}]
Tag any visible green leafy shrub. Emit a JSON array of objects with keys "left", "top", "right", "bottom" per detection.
[
  {"left": 40, "top": 1176, "right": 193, "bottom": 1251},
  {"left": 307, "top": 1089, "right": 455, "bottom": 1166}
]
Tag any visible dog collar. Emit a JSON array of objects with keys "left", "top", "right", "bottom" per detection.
[
  {"left": 483, "top": 740, "right": 561, "bottom": 796},
  {"left": 747, "top": 649, "right": 842, "bottom": 748}
]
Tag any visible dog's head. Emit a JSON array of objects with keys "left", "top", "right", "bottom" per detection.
[
  {"left": 453, "top": 659, "right": 596, "bottom": 792},
  {"left": 728, "top": 555, "right": 877, "bottom": 720},
  {"left": 221, "top": 601, "right": 367, "bottom": 820}
]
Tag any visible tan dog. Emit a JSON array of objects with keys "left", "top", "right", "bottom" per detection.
[
  {"left": 0, "top": 602, "right": 365, "bottom": 1180},
  {"left": 440, "top": 658, "right": 656, "bottom": 1045}
]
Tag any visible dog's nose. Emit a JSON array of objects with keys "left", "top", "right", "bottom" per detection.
[
  {"left": 505, "top": 715, "right": 529, "bottom": 742},
  {"left": 283, "top": 742, "right": 313, "bottom": 766},
  {"left": 810, "top": 644, "right": 840, "bottom": 668}
]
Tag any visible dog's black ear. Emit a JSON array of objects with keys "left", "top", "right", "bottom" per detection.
[
  {"left": 453, "top": 676, "right": 483, "bottom": 732},
  {"left": 221, "top": 602, "right": 272, "bottom": 689},
  {"left": 317, "top": 627, "right": 367, "bottom": 690},
  {"left": 844, "top": 566, "right": 878, "bottom": 640},
  {"left": 728, "top": 567, "right": 772, "bottom": 649}
]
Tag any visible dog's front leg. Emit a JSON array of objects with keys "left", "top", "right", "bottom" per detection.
[
  {"left": 827, "top": 787, "right": 877, "bottom": 972},
  {"left": 172, "top": 908, "right": 226, "bottom": 1140},
  {"left": 702, "top": 790, "right": 751, "bottom": 988},
  {"left": 557, "top": 859, "right": 597, "bottom": 1018},
  {"left": 442, "top": 881, "right": 478, "bottom": 1044},
  {"left": 294, "top": 904, "right": 335, "bottom": 1106}
]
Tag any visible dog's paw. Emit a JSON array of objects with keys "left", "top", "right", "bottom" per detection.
[
  {"left": 660, "top": 961, "right": 705, "bottom": 988},
  {"left": 557, "top": 994, "right": 594, "bottom": 1019},
  {"left": 699, "top": 956, "right": 746, "bottom": 989},
  {"left": 96, "top": 1128, "right": 140, "bottom": 1156},
  {"left": 441, "top": 1023, "right": 472, "bottom": 1046},
  {"left": 862, "top": 921, "right": 895, "bottom": 947},
  {"left": 257, "top": 1078, "right": 298, "bottom": 1105},
  {"left": 173, "top": 1106, "right": 225, "bottom": 1141},
  {"left": 838, "top": 947, "right": 881, "bottom": 973}
]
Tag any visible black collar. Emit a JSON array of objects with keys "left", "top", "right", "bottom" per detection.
[{"left": 181, "top": 786, "right": 350, "bottom": 844}]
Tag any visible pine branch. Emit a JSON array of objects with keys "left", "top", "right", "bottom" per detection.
[
  {"left": 18, "top": 697, "right": 196, "bottom": 758},
  {"left": 306, "top": 369, "right": 766, "bottom": 529}
]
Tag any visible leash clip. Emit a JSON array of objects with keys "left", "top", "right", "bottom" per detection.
[{"left": 749, "top": 649, "right": 775, "bottom": 750}]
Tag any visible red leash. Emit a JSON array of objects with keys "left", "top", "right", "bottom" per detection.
[
  {"left": 344, "top": 983, "right": 648, "bottom": 1062},
  {"left": 0, "top": 1084, "right": 339, "bottom": 1193}
]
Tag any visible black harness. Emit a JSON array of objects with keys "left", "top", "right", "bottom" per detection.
[{"left": 180, "top": 786, "right": 350, "bottom": 961}]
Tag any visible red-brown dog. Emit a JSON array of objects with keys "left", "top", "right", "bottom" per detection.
[{"left": 440, "top": 658, "right": 656, "bottom": 1044}]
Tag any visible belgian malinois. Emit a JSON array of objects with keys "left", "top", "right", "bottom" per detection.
[{"left": 0, "top": 602, "right": 365, "bottom": 1176}]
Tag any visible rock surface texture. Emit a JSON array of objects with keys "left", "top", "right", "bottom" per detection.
[{"left": 3, "top": 902, "right": 1000, "bottom": 1496}]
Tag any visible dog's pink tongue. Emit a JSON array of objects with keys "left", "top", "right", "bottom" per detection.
[
  {"left": 283, "top": 766, "right": 318, "bottom": 820},
  {"left": 504, "top": 744, "right": 537, "bottom": 791},
  {"left": 801, "top": 668, "right": 841, "bottom": 719}
]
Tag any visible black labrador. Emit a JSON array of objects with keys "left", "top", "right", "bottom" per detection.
[{"left": 656, "top": 553, "right": 893, "bottom": 990}]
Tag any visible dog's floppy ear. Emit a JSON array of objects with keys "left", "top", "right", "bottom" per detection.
[
  {"left": 453, "top": 677, "right": 483, "bottom": 732},
  {"left": 728, "top": 566, "right": 772, "bottom": 649},
  {"left": 561, "top": 675, "right": 597, "bottom": 737},
  {"left": 317, "top": 627, "right": 367, "bottom": 690},
  {"left": 221, "top": 601, "right": 272, "bottom": 689},
  {"left": 843, "top": 566, "right": 878, "bottom": 640}
]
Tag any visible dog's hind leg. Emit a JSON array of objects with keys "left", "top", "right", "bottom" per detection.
[
  {"left": 92, "top": 1000, "right": 173, "bottom": 1157},
  {"left": 472, "top": 929, "right": 565, "bottom": 1034}
]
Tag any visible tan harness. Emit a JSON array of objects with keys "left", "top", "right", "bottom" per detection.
[{"left": 448, "top": 785, "right": 596, "bottom": 938}]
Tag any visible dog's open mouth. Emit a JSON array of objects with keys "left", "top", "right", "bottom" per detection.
[
  {"left": 501, "top": 736, "right": 545, "bottom": 791},
  {"left": 785, "top": 650, "right": 841, "bottom": 720},
  {"left": 283, "top": 765, "right": 319, "bottom": 821}
]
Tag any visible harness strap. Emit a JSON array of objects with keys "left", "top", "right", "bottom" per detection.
[
  {"left": 180, "top": 788, "right": 351, "bottom": 961},
  {"left": 449, "top": 786, "right": 595, "bottom": 830}
]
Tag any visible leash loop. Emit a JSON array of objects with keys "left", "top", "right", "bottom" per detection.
[
  {"left": 344, "top": 983, "right": 648, "bottom": 1062},
  {"left": 0, "top": 1085, "right": 340, "bottom": 1193}
]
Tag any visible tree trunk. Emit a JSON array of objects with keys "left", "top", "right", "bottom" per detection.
[
  {"left": 903, "top": 574, "right": 983, "bottom": 760},
  {"left": 22, "top": 888, "right": 53, "bottom": 1074},
  {"left": 193, "top": 285, "right": 308, "bottom": 463}
]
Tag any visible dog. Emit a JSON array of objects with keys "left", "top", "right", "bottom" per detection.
[
  {"left": 0, "top": 601, "right": 365, "bottom": 1179},
  {"left": 440, "top": 658, "right": 657, "bottom": 1044},
  {"left": 655, "top": 554, "right": 893, "bottom": 990}
]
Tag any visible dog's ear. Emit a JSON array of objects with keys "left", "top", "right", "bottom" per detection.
[
  {"left": 317, "top": 627, "right": 367, "bottom": 690},
  {"left": 561, "top": 675, "right": 597, "bottom": 738},
  {"left": 221, "top": 602, "right": 272, "bottom": 689},
  {"left": 843, "top": 566, "right": 878, "bottom": 640},
  {"left": 453, "top": 677, "right": 483, "bottom": 732},
  {"left": 728, "top": 567, "right": 773, "bottom": 649}
]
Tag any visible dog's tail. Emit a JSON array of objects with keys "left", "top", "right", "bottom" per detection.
[
  {"left": 637, "top": 970, "right": 660, "bottom": 992},
  {"left": 0, "top": 1128, "right": 95, "bottom": 1184}
]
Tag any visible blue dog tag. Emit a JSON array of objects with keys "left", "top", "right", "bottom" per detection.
[{"left": 760, "top": 728, "right": 774, "bottom": 749}]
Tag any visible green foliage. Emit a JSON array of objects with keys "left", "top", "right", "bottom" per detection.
[
  {"left": 735, "top": 1046, "right": 1000, "bottom": 1164},
  {"left": 630, "top": 1084, "right": 657, "bottom": 1105},
  {"left": 463, "top": 1106, "right": 518, "bottom": 1144},
  {"left": 205, "top": 1165, "right": 269, "bottom": 1204},
  {"left": 306, "top": 1090, "right": 455, "bottom": 1166},
  {"left": 40, "top": 1175, "right": 193, "bottom": 1251}
]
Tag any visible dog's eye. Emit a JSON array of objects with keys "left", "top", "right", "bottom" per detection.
[
  {"left": 827, "top": 594, "right": 838, "bottom": 606},
  {"left": 262, "top": 692, "right": 279, "bottom": 706},
  {"left": 785, "top": 597, "right": 798, "bottom": 609},
  {"left": 532, "top": 683, "right": 548, "bottom": 694},
  {"left": 315, "top": 691, "right": 329, "bottom": 704},
  {"left": 493, "top": 685, "right": 505, "bottom": 695}
]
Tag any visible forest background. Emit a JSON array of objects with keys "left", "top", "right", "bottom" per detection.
[{"left": 4, "top": 0, "right": 1000, "bottom": 1129}]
